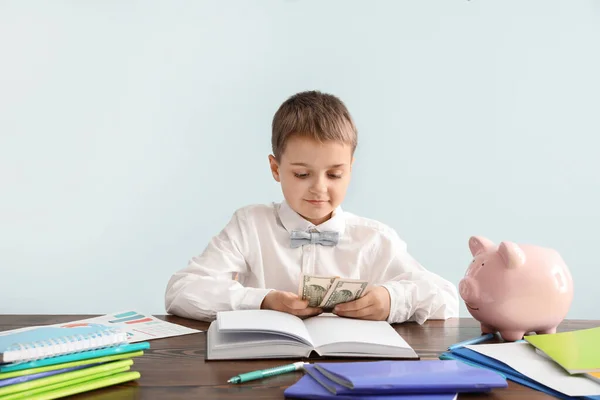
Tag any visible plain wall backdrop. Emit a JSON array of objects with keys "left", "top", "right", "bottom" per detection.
[{"left": 1, "top": 0, "right": 599, "bottom": 319}]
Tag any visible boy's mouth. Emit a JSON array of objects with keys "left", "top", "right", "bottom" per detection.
[{"left": 305, "top": 199, "right": 328, "bottom": 205}]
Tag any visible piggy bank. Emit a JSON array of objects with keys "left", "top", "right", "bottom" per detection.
[{"left": 458, "top": 236, "right": 573, "bottom": 341}]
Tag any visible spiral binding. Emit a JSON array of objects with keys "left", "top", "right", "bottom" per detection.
[{"left": 4, "top": 324, "right": 129, "bottom": 364}]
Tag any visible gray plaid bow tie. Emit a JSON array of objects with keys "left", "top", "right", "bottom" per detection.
[{"left": 290, "top": 230, "right": 339, "bottom": 248}]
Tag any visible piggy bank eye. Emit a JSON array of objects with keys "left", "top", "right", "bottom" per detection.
[{"left": 481, "top": 262, "right": 485, "bottom": 266}]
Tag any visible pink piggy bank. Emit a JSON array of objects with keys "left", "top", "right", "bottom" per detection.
[{"left": 458, "top": 236, "right": 573, "bottom": 341}]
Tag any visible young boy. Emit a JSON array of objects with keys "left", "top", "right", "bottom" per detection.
[{"left": 165, "top": 90, "right": 458, "bottom": 323}]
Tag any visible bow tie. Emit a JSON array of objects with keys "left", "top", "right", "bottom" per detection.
[{"left": 290, "top": 230, "right": 339, "bottom": 248}]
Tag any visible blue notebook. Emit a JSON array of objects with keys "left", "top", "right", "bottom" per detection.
[
  {"left": 284, "top": 365, "right": 458, "bottom": 400},
  {"left": 0, "top": 324, "right": 128, "bottom": 364},
  {"left": 442, "top": 348, "right": 600, "bottom": 400},
  {"left": 0, "top": 342, "right": 149, "bottom": 373},
  {"left": 309, "top": 360, "right": 507, "bottom": 395}
]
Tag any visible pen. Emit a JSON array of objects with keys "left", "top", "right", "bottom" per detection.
[
  {"left": 448, "top": 333, "right": 495, "bottom": 350},
  {"left": 227, "top": 361, "right": 306, "bottom": 384}
]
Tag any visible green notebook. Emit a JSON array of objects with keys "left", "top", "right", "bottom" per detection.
[
  {"left": 0, "top": 364, "right": 133, "bottom": 400},
  {"left": 0, "top": 359, "right": 134, "bottom": 397},
  {"left": 0, "top": 371, "right": 140, "bottom": 400},
  {"left": 0, "top": 350, "right": 145, "bottom": 380},
  {"left": 524, "top": 326, "right": 600, "bottom": 374}
]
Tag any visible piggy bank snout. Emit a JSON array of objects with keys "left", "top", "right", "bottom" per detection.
[{"left": 459, "top": 277, "right": 480, "bottom": 304}]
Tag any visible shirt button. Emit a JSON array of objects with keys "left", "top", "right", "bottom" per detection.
[{"left": 305, "top": 246, "right": 311, "bottom": 252}]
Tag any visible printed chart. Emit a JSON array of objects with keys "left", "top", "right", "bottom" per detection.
[{"left": 58, "top": 310, "right": 201, "bottom": 343}]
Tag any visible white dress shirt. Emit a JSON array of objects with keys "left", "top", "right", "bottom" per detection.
[{"left": 164, "top": 200, "right": 459, "bottom": 323}]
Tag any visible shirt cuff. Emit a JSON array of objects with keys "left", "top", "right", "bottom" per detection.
[
  {"left": 379, "top": 282, "right": 410, "bottom": 324},
  {"left": 233, "top": 287, "right": 274, "bottom": 310}
]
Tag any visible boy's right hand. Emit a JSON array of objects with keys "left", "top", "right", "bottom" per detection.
[{"left": 260, "top": 291, "right": 323, "bottom": 318}]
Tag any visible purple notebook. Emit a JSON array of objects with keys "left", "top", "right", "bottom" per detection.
[
  {"left": 0, "top": 365, "right": 92, "bottom": 388},
  {"left": 284, "top": 365, "right": 458, "bottom": 400},
  {"left": 311, "top": 359, "right": 507, "bottom": 395}
]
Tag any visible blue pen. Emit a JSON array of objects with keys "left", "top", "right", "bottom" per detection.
[
  {"left": 227, "top": 362, "right": 306, "bottom": 384},
  {"left": 448, "top": 333, "right": 496, "bottom": 350}
]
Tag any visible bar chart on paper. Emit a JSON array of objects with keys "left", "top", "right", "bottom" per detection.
[{"left": 58, "top": 310, "right": 201, "bottom": 342}]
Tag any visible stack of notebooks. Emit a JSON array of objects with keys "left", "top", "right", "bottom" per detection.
[
  {"left": 440, "top": 326, "right": 600, "bottom": 400},
  {"left": 283, "top": 359, "right": 508, "bottom": 399},
  {"left": 0, "top": 324, "right": 150, "bottom": 399}
]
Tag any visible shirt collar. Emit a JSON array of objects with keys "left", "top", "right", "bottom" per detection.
[{"left": 277, "top": 200, "right": 346, "bottom": 236}]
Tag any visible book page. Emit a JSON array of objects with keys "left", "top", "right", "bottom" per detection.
[
  {"left": 466, "top": 342, "right": 600, "bottom": 396},
  {"left": 217, "top": 310, "right": 313, "bottom": 346},
  {"left": 303, "top": 314, "right": 412, "bottom": 350}
]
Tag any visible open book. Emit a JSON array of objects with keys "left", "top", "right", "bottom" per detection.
[{"left": 206, "top": 310, "right": 419, "bottom": 360}]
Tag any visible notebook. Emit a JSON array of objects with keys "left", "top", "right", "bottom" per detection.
[
  {"left": 524, "top": 327, "right": 600, "bottom": 374},
  {"left": 284, "top": 365, "right": 458, "bottom": 400},
  {"left": 308, "top": 360, "right": 507, "bottom": 395},
  {"left": 0, "top": 324, "right": 127, "bottom": 364},
  {"left": 206, "top": 310, "right": 418, "bottom": 360},
  {"left": 0, "top": 365, "right": 90, "bottom": 388},
  {"left": 0, "top": 349, "right": 146, "bottom": 379},
  {"left": 587, "top": 372, "right": 600, "bottom": 384},
  {"left": 441, "top": 348, "right": 600, "bottom": 400},
  {"left": 440, "top": 349, "right": 576, "bottom": 400},
  {"left": 0, "top": 369, "right": 140, "bottom": 400},
  {"left": 463, "top": 342, "right": 600, "bottom": 397},
  {"left": 0, "top": 359, "right": 134, "bottom": 397},
  {"left": 0, "top": 342, "right": 149, "bottom": 373}
]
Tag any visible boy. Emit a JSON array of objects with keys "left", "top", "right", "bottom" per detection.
[{"left": 165, "top": 90, "right": 458, "bottom": 323}]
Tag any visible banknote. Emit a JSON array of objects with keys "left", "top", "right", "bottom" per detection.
[
  {"left": 319, "top": 278, "right": 369, "bottom": 309},
  {"left": 298, "top": 274, "right": 337, "bottom": 307}
]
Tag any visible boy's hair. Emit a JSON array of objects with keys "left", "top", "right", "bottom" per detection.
[{"left": 271, "top": 90, "right": 358, "bottom": 161}]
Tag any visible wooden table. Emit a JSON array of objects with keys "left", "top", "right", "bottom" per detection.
[{"left": 1, "top": 316, "right": 596, "bottom": 399}]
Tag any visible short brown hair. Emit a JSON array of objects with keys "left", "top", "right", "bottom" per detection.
[{"left": 271, "top": 90, "right": 358, "bottom": 160}]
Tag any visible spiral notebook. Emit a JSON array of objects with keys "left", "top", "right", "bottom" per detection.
[{"left": 0, "top": 324, "right": 128, "bottom": 364}]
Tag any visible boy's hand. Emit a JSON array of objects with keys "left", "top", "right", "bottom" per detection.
[
  {"left": 260, "top": 291, "right": 323, "bottom": 318},
  {"left": 332, "top": 286, "right": 391, "bottom": 321}
]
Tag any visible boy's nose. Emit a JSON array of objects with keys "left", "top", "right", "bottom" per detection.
[{"left": 309, "top": 178, "right": 327, "bottom": 193}]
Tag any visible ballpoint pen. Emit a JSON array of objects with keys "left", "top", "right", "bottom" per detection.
[{"left": 227, "top": 361, "right": 306, "bottom": 384}]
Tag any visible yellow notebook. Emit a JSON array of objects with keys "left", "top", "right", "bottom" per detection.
[
  {"left": 524, "top": 327, "right": 600, "bottom": 374},
  {"left": 586, "top": 371, "right": 600, "bottom": 383}
]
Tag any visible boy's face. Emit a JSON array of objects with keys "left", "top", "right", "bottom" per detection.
[{"left": 269, "top": 135, "right": 354, "bottom": 226}]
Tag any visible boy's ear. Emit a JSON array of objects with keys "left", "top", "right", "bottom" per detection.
[{"left": 268, "top": 154, "right": 281, "bottom": 182}]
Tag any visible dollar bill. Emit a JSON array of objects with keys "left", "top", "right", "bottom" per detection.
[
  {"left": 298, "top": 274, "right": 337, "bottom": 307},
  {"left": 319, "top": 278, "right": 369, "bottom": 309}
]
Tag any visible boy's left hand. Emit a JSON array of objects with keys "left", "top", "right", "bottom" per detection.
[{"left": 333, "top": 286, "right": 391, "bottom": 321}]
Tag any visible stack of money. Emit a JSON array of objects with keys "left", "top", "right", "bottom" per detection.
[{"left": 298, "top": 274, "right": 369, "bottom": 310}]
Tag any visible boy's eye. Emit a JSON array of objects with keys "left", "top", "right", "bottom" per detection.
[
  {"left": 294, "top": 173, "right": 309, "bottom": 178},
  {"left": 328, "top": 174, "right": 342, "bottom": 179}
]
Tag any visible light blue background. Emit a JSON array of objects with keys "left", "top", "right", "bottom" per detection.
[{"left": 1, "top": 1, "right": 598, "bottom": 319}]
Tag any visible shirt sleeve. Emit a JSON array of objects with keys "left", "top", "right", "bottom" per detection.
[
  {"left": 164, "top": 209, "right": 273, "bottom": 321},
  {"left": 369, "top": 229, "right": 459, "bottom": 324}
]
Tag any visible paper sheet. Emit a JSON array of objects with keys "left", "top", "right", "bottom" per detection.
[
  {"left": 52, "top": 310, "right": 202, "bottom": 342},
  {"left": 465, "top": 342, "right": 600, "bottom": 397}
]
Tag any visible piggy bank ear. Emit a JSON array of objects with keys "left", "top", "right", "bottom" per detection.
[
  {"left": 498, "top": 241, "right": 526, "bottom": 269},
  {"left": 469, "top": 236, "right": 495, "bottom": 256}
]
